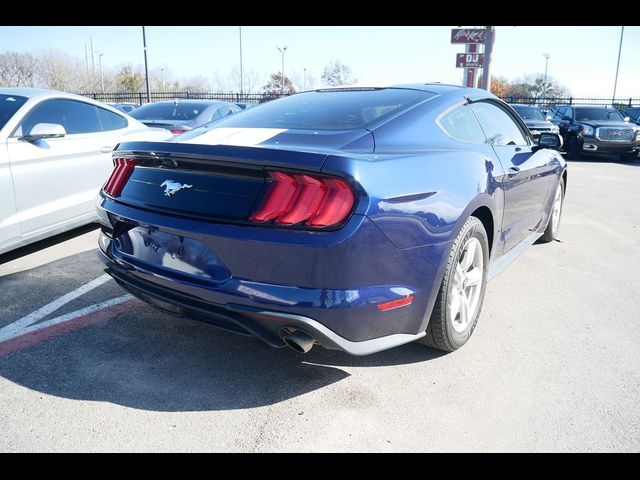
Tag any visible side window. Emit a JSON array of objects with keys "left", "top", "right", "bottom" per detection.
[
  {"left": 552, "top": 107, "right": 565, "bottom": 121},
  {"left": 470, "top": 102, "right": 528, "bottom": 146},
  {"left": 439, "top": 104, "right": 486, "bottom": 143},
  {"left": 98, "top": 107, "right": 128, "bottom": 131},
  {"left": 210, "top": 106, "right": 230, "bottom": 121},
  {"left": 19, "top": 99, "right": 100, "bottom": 135}
]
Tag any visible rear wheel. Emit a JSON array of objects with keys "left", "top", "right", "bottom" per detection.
[
  {"left": 539, "top": 178, "right": 564, "bottom": 243},
  {"left": 620, "top": 153, "right": 638, "bottom": 162},
  {"left": 420, "top": 217, "right": 489, "bottom": 352}
]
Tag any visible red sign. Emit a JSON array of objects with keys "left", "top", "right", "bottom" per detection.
[
  {"left": 465, "top": 69, "right": 476, "bottom": 88},
  {"left": 451, "top": 29, "right": 486, "bottom": 44},
  {"left": 456, "top": 53, "right": 484, "bottom": 68}
]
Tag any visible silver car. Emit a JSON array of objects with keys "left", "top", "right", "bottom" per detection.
[{"left": 0, "top": 88, "right": 169, "bottom": 255}]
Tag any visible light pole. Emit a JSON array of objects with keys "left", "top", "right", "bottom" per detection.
[
  {"left": 142, "top": 26, "right": 151, "bottom": 102},
  {"left": 161, "top": 68, "right": 165, "bottom": 92},
  {"left": 542, "top": 53, "right": 550, "bottom": 101},
  {"left": 98, "top": 52, "right": 105, "bottom": 93},
  {"left": 277, "top": 46, "right": 287, "bottom": 94},
  {"left": 239, "top": 26, "right": 244, "bottom": 96},
  {"left": 303, "top": 68, "right": 307, "bottom": 91},
  {"left": 612, "top": 26, "right": 625, "bottom": 104}
]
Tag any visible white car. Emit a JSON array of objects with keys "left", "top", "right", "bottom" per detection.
[{"left": 0, "top": 88, "right": 169, "bottom": 255}]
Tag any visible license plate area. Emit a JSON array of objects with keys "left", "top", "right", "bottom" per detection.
[{"left": 113, "top": 226, "right": 231, "bottom": 284}]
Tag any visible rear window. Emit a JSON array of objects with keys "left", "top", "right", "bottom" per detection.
[
  {"left": 511, "top": 105, "right": 545, "bottom": 121},
  {"left": 130, "top": 102, "right": 210, "bottom": 121},
  {"left": 0, "top": 94, "right": 28, "bottom": 130},
  {"left": 574, "top": 107, "right": 624, "bottom": 122},
  {"left": 211, "top": 88, "right": 435, "bottom": 131}
]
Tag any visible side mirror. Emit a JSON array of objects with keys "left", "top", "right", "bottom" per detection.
[
  {"left": 534, "top": 132, "right": 563, "bottom": 151},
  {"left": 22, "top": 123, "right": 66, "bottom": 142},
  {"left": 624, "top": 116, "right": 630, "bottom": 122},
  {"left": 546, "top": 114, "right": 553, "bottom": 121}
]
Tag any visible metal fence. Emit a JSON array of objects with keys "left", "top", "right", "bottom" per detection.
[
  {"left": 76, "top": 91, "right": 640, "bottom": 113},
  {"left": 76, "top": 91, "right": 285, "bottom": 105},
  {"left": 498, "top": 96, "right": 640, "bottom": 112}
]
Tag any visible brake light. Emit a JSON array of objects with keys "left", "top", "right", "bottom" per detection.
[
  {"left": 170, "top": 129, "right": 186, "bottom": 135},
  {"left": 249, "top": 171, "right": 356, "bottom": 228},
  {"left": 103, "top": 158, "right": 138, "bottom": 197}
]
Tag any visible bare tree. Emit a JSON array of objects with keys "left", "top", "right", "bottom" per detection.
[
  {"left": 213, "top": 66, "right": 263, "bottom": 93},
  {"left": 38, "top": 50, "right": 95, "bottom": 92},
  {"left": 0, "top": 52, "right": 38, "bottom": 87},
  {"left": 290, "top": 69, "right": 317, "bottom": 92},
  {"left": 321, "top": 60, "right": 356, "bottom": 87}
]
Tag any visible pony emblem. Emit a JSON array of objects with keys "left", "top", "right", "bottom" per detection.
[{"left": 161, "top": 180, "right": 193, "bottom": 196}]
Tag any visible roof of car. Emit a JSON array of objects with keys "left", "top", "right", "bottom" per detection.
[
  {"left": 140, "top": 99, "right": 232, "bottom": 105},
  {"left": 0, "top": 87, "right": 90, "bottom": 100}
]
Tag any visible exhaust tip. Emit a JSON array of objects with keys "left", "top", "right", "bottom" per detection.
[{"left": 281, "top": 329, "right": 315, "bottom": 354}]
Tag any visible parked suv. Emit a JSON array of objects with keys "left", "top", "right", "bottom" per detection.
[
  {"left": 509, "top": 104, "right": 559, "bottom": 143},
  {"left": 550, "top": 105, "right": 640, "bottom": 161}
]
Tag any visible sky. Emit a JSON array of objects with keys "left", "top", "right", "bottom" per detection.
[{"left": 0, "top": 26, "right": 638, "bottom": 98}]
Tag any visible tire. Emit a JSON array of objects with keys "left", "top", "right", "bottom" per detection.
[
  {"left": 539, "top": 177, "right": 565, "bottom": 243},
  {"left": 565, "top": 137, "right": 579, "bottom": 160},
  {"left": 619, "top": 153, "right": 638, "bottom": 162},
  {"left": 420, "top": 216, "right": 489, "bottom": 352}
]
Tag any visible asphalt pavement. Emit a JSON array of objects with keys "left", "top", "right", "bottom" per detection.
[{"left": 1, "top": 155, "right": 639, "bottom": 452}]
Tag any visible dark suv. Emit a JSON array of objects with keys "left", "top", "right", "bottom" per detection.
[{"left": 550, "top": 105, "right": 640, "bottom": 161}]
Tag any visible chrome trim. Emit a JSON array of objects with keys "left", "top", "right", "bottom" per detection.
[{"left": 595, "top": 127, "right": 635, "bottom": 142}]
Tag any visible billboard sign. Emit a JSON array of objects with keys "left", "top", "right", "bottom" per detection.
[
  {"left": 451, "top": 29, "right": 486, "bottom": 44},
  {"left": 456, "top": 53, "right": 484, "bottom": 68}
]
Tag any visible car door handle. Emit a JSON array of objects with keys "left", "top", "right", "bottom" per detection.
[
  {"left": 100, "top": 145, "right": 114, "bottom": 153},
  {"left": 507, "top": 167, "right": 520, "bottom": 176}
]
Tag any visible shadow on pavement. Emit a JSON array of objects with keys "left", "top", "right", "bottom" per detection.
[
  {"left": 0, "top": 223, "right": 100, "bottom": 265},
  {"left": 0, "top": 251, "right": 443, "bottom": 412},
  {"left": 565, "top": 152, "right": 640, "bottom": 166}
]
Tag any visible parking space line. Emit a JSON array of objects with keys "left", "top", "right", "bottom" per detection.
[
  {"left": 0, "top": 295, "right": 143, "bottom": 357},
  {"left": 0, "top": 274, "right": 111, "bottom": 340}
]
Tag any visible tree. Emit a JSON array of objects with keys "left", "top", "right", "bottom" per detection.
[
  {"left": 505, "top": 74, "right": 570, "bottom": 100},
  {"left": 0, "top": 52, "right": 38, "bottom": 87},
  {"left": 489, "top": 76, "right": 509, "bottom": 97},
  {"left": 116, "top": 64, "right": 144, "bottom": 92},
  {"left": 321, "top": 60, "right": 356, "bottom": 86},
  {"left": 261, "top": 72, "right": 295, "bottom": 101}
]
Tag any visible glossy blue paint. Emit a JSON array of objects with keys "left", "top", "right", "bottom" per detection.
[{"left": 97, "top": 85, "right": 566, "bottom": 352}]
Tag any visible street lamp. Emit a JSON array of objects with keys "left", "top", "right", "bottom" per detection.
[
  {"left": 303, "top": 68, "right": 307, "bottom": 91},
  {"left": 161, "top": 68, "right": 165, "bottom": 92},
  {"left": 542, "top": 53, "right": 550, "bottom": 100},
  {"left": 277, "top": 46, "right": 287, "bottom": 94},
  {"left": 98, "top": 52, "right": 105, "bottom": 93}
]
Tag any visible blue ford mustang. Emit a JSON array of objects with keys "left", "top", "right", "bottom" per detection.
[{"left": 96, "top": 84, "right": 567, "bottom": 355}]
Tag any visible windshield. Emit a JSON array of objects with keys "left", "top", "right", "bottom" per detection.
[
  {"left": 575, "top": 107, "right": 624, "bottom": 122},
  {"left": 0, "top": 94, "right": 28, "bottom": 130},
  {"left": 130, "top": 102, "right": 211, "bottom": 121},
  {"left": 511, "top": 105, "right": 546, "bottom": 121},
  {"left": 207, "top": 88, "right": 435, "bottom": 131}
]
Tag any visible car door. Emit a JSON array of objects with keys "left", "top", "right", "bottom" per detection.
[
  {"left": 470, "top": 101, "right": 557, "bottom": 253},
  {"left": 555, "top": 106, "right": 574, "bottom": 138},
  {"left": 6, "top": 98, "right": 116, "bottom": 236}
]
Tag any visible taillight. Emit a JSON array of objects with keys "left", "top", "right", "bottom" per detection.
[
  {"left": 249, "top": 171, "right": 356, "bottom": 228},
  {"left": 170, "top": 129, "right": 186, "bottom": 135},
  {"left": 103, "top": 158, "right": 138, "bottom": 197}
]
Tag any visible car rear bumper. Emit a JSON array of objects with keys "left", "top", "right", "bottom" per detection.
[
  {"left": 98, "top": 250, "right": 425, "bottom": 355},
  {"left": 96, "top": 196, "right": 451, "bottom": 353}
]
